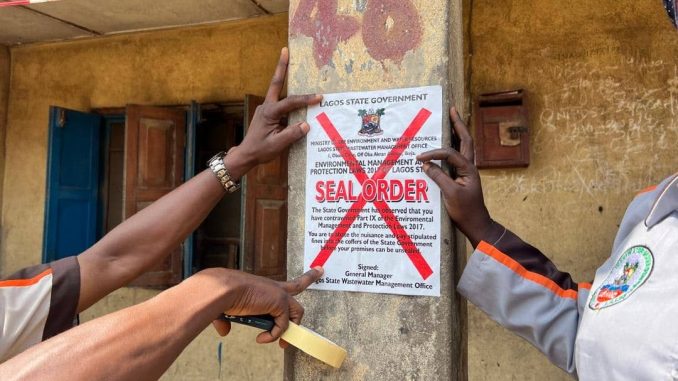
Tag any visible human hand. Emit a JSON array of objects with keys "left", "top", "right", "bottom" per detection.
[
  {"left": 226, "top": 47, "right": 322, "bottom": 179},
  {"left": 416, "top": 107, "right": 502, "bottom": 248},
  {"left": 211, "top": 267, "right": 323, "bottom": 346}
]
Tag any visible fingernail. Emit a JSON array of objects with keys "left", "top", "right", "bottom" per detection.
[
  {"left": 423, "top": 163, "right": 431, "bottom": 171},
  {"left": 313, "top": 266, "right": 324, "bottom": 275},
  {"left": 300, "top": 122, "right": 310, "bottom": 133}
]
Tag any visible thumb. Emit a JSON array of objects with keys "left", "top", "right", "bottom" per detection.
[
  {"left": 212, "top": 319, "right": 231, "bottom": 337},
  {"left": 275, "top": 121, "right": 310, "bottom": 147}
]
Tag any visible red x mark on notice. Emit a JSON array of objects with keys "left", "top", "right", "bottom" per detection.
[{"left": 310, "top": 108, "right": 434, "bottom": 280}]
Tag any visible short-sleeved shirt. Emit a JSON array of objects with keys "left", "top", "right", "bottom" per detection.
[{"left": 0, "top": 256, "right": 80, "bottom": 362}]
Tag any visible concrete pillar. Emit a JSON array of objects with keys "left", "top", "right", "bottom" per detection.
[{"left": 285, "top": 0, "right": 466, "bottom": 379}]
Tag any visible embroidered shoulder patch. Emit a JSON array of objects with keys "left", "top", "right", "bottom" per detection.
[{"left": 589, "top": 246, "right": 654, "bottom": 310}]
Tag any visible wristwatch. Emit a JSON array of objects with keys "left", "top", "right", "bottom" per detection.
[{"left": 207, "top": 151, "right": 240, "bottom": 193}]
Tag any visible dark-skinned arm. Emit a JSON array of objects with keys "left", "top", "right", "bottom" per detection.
[
  {"left": 418, "top": 107, "right": 587, "bottom": 376},
  {"left": 0, "top": 268, "right": 322, "bottom": 381},
  {"left": 416, "top": 106, "right": 503, "bottom": 247},
  {"left": 76, "top": 47, "right": 322, "bottom": 312},
  {"left": 417, "top": 106, "right": 582, "bottom": 288}
]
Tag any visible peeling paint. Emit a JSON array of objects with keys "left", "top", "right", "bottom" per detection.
[
  {"left": 362, "top": 0, "right": 422, "bottom": 63},
  {"left": 344, "top": 58, "right": 354, "bottom": 74},
  {"left": 290, "top": 0, "right": 360, "bottom": 68},
  {"left": 354, "top": 0, "right": 367, "bottom": 13},
  {"left": 290, "top": 0, "right": 423, "bottom": 68}
]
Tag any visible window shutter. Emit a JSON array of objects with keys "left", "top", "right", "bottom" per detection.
[
  {"left": 124, "top": 105, "right": 185, "bottom": 288},
  {"left": 240, "top": 95, "right": 288, "bottom": 281},
  {"left": 43, "top": 107, "right": 102, "bottom": 263}
]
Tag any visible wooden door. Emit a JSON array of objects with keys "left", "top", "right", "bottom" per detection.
[
  {"left": 124, "top": 105, "right": 186, "bottom": 288},
  {"left": 241, "top": 95, "right": 288, "bottom": 281},
  {"left": 43, "top": 107, "right": 102, "bottom": 263}
]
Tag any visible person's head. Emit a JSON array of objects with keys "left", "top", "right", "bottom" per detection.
[{"left": 665, "top": 0, "right": 678, "bottom": 29}]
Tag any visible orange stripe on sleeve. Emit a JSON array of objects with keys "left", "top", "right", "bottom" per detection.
[
  {"left": 0, "top": 268, "right": 53, "bottom": 288},
  {"left": 636, "top": 185, "right": 657, "bottom": 196},
  {"left": 477, "top": 241, "right": 580, "bottom": 300}
]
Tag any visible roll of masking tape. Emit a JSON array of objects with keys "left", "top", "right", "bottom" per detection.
[
  {"left": 281, "top": 322, "right": 347, "bottom": 368},
  {"left": 221, "top": 315, "right": 347, "bottom": 368}
]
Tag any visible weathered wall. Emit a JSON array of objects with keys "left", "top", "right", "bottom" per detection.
[
  {"left": 0, "top": 45, "right": 9, "bottom": 268},
  {"left": 285, "top": 0, "right": 465, "bottom": 379},
  {"left": 2, "top": 15, "right": 289, "bottom": 380},
  {"left": 469, "top": 1, "right": 678, "bottom": 380}
]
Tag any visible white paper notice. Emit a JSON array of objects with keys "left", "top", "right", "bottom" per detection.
[{"left": 304, "top": 85, "right": 442, "bottom": 297}]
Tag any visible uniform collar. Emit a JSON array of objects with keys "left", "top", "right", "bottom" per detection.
[{"left": 646, "top": 173, "right": 678, "bottom": 228}]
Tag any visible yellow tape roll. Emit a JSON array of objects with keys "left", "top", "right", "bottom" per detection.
[{"left": 281, "top": 322, "right": 347, "bottom": 368}]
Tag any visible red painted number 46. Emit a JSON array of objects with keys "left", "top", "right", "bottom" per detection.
[{"left": 291, "top": 0, "right": 423, "bottom": 68}]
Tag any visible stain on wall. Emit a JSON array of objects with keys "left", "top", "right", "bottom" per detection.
[
  {"left": 2, "top": 15, "right": 289, "bottom": 381},
  {"left": 361, "top": 0, "right": 422, "bottom": 63},
  {"left": 469, "top": 1, "right": 678, "bottom": 380},
  {"left": 290, "top": 0, "right": 423, "bottom": 67},
  {"left": 290, "top": 0, "right": 360, "bottom": 67}
]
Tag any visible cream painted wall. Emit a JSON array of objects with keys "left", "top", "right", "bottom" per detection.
[
  {"left": 2, "top": 15, "right": 289, "bottom": 380},
  {"left": 468, "top": 1, "right": 678, "bottom": 380}
]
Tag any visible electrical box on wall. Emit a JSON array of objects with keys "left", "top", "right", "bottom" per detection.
[{"left": 474, "top": 90, "right": 529, "bottom": 169}]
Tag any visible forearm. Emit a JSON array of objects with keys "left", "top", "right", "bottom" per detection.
[
  {"left": 77, "top": 170, "right": 222, "bottom": 310},
  {"left": 78, "top": 151, "right": 251, "bottom": 311},
  {"left": 102, "top": 149, "right": 251, "bottom": 263},
  {"left": 0, "top": 269, "right": 233, "bottom": 381},
  {"left": 457, "top": 226, "right": 588, "bottom": 375},
  {"left": 461, "top": 218, "right": 505, "bottom": 249}
]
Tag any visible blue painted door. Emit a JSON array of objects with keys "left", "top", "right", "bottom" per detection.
[{"left": 43, "top": 107, "right": 102, "bottom": 262}]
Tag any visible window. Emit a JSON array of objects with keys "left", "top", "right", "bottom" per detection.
[{"left": 44, "top": 98, "right": 289, "bottom": 289}]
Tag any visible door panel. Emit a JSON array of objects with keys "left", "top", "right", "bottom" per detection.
[
  {"left": 124, "top": 105, "right": 186, "bottom": 288},
  {"left": 102, "top": 118, "right": 125, "bottom": 235},
  {"left": 192, "top": 104, "right": 242, "bottom": 273},
  {"left": 241, "top": 95, "right": 288, "bottom": 281},
  {"left": 253, "top": 200, "right": 287, "bottom": 277},
  {"left": 43, "top": 107, "right": 102, "bottom": 263}
]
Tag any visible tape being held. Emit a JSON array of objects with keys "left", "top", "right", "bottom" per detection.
[
  {"left": 221, "top": 315, "right": 347, "bottom": 368},
  {"left": 280, "top": 321, "right": 347, "bottom": 368}
]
